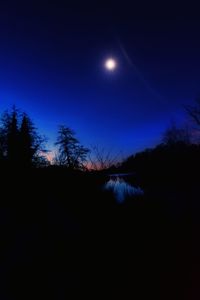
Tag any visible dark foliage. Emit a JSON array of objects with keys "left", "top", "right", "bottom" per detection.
[
  {"left": 0, "top": 106, "right": 200, "bottom": 299},
  {"left": 54, "top": 125, "right": 89, "bottom": 169},
  {"left": 0, "top": 107, "right": 46, "bottom": 167}
]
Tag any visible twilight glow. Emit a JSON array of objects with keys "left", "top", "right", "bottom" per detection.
[{"left": 0, "top": 2, "right": 198, "bottom": 157}]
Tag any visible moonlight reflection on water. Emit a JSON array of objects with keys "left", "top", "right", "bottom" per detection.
[{"left": 104, "top": 177, "right": 144, "bottom": 203}]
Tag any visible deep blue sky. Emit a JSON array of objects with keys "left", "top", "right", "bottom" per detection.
[{"left": 0, "top": 1, "right": 200, "bottom": 157}]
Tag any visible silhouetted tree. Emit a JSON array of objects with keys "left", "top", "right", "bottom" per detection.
[
  {"left": 33, "top": 155, "right": 50, "bottom": 167},
  {"left": 0, "top": 107, "right": 46, "bottom": 167},
  {"left": 19, "top": 113, "right": 47, "bottom": 167},
  {"left": 185, "top": 98, "right": 200, "bottom": 143},
  {"left": 185, "top": 98, "right": 200, "bottom": 127},
  {"left": 54, "top": 125, "right": 89, "bottom": 169},
  {"left": 162, "top": 123, "right": 191, "bottom": 146},
  {"left": 0, "top": 107, "right": 20, "bottom": 165}
]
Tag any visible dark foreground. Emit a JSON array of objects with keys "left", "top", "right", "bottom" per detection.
[{"left": 1, "top": 167, "right": 200, "bottom": 299}]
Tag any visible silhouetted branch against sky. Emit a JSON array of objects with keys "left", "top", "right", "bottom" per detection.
[{"left": 0, "top": 2, "right": 200, "bottom": 154}]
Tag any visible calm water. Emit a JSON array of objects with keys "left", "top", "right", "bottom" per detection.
[{"left": 104, "top": 175, "right": 144, "bottom": 203}]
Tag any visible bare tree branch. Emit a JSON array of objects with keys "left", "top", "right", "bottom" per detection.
[{"left": 88, "top": 145, "right": 121, "bottom": 170}]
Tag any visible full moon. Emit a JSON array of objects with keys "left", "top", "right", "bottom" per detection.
[{"left": 105, "top": 58, "right": 117, "bottom": 71}]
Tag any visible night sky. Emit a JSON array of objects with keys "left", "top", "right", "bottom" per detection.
[{"left": 0, "top": 1, "right": 200, "bottom": 157}]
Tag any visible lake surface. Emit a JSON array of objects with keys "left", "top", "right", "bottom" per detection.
[{"left": 104, "top": 174, "right": 144, "bottom": 203}]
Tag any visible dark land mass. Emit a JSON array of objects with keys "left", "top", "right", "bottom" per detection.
[{"left": 1, "top": 143, "right": 200, "bottom": 299}]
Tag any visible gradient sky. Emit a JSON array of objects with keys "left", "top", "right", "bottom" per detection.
[{"left": 0, "top": 1, "right": 200, "bottom": 157}]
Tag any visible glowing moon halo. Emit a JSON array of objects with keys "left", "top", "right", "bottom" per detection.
[{"left": 105, "top": 58, "right": 117, "bottom": 71}]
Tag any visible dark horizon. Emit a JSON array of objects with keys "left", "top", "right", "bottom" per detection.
[{"left": 1, "top": 1, "right": 200, "bottom": 156}]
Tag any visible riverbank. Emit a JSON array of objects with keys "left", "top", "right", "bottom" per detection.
[{"left": 1, "top": 167, "right": 200, "bottom": 299}]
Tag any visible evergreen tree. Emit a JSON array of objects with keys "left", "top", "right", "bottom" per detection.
[
  {"left": 0, "top": 107, "right": 46, "bottom": 167},
  {"left": 19, "top": 113, "right": 47, "bottom": 167},
  {"left": 19, "top": 114, "right": 34, "bottom": 167},
  {"left": 1, "top": 107, "right": 20, "bottom": 165}
]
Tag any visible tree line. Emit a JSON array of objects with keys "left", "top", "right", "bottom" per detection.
[
  {"left": 0, "top": 99, "right": 200, "bottom": 170},
  {"left": 0, "top": 106, "right": 89, "bottom": 169}
]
